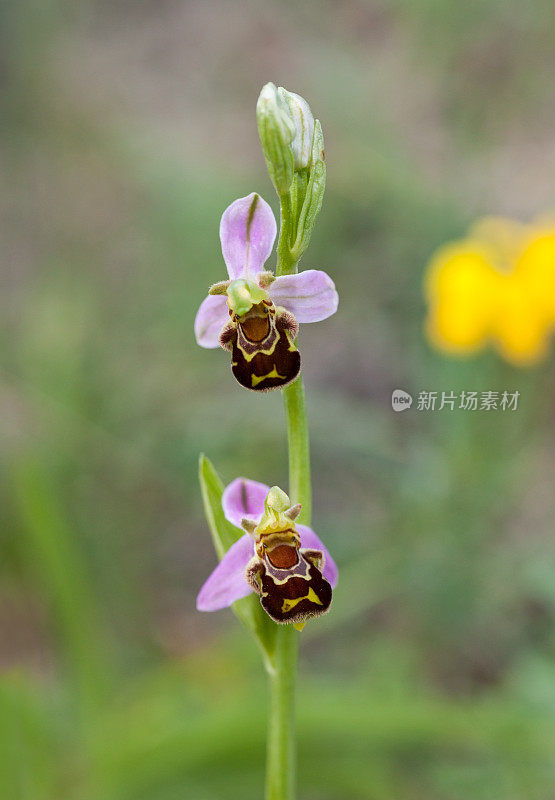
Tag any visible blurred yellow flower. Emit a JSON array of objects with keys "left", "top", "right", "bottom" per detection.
[{"left": 425, "top": 216, "right": 555, "bottom": 365}]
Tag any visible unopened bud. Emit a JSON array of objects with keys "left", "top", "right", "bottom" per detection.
[
  {"left": 257, "top": 83, "right": 295, "bottom": 196},
  {"left": 277, "top": 87, "right": 315, "bottom": 171}
]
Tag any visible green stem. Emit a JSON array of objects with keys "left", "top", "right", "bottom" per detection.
[
  {"left": 276, "top": 193, "right": 297, "bottom": 277},
  {"left": 283, "top": 376, "right": 311, "bottom": 524},
  {"left": 265, "top": 624, "right": 298, "bottom": 800},
  {"left": 265, "top": 189, "right": 312, "bottom": 800},
  {"left": 265, "top": 376, "right": 311, "bottom": 800},
  {"left": 276, "top": 187, "right": 311, "bottom": 525}
]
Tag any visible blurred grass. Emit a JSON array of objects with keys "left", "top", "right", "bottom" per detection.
[{"left": 1, "top": 0, "right": 555, "bottom": 798}]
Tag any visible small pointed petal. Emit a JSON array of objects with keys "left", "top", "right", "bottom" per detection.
[
  {"left": 285, "top": 503, "right": 302, "bottom": 521},
  {"left": 196, "top": 533, "right": 254, "bottom": 611},
  {"left": 222, "top": 477, "right": 270, "bottom": 528},
  {"left": 208, "top": 280, "right": 230, "bottom": 295},
  {"left": 220, "top": 193, "right": 277, "bottom": 279},
  {"left": 270, "top": 270, "right": 338, "bottom": 322},
  {"left": 194, "top": 295, "right": 229, "bottom": 348},
  {"left": 298, "top": 524, "right": 338, "bottom": 587},
  {"left": 241, "top": 518, "right": 258, "bottom": 536}
]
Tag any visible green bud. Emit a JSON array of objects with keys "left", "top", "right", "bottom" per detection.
[
  {"left": 257, "top": 83, "right": 295, "bottom": 196},
  {"left": 277, "top": 87, "right": 315, "bottom": 171},
  {"left": 226, "top": 279, "right": 268, "bottom": 317}
]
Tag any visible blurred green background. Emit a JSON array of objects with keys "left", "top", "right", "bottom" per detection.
[{"left": 2, "top": 1, "right": 555, "bottom": 798}]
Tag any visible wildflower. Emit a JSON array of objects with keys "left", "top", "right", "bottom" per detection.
[
  {"left": 194, "top": 192, "right": 338, "bottom": 390},
  {"left": 197, "top": 478, "right": 338, "bottom": 627},
  {"left": 425, "top": 215, "right": 555, "bottom": 365}
]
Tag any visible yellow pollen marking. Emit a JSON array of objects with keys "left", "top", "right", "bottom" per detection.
[
  {"left": 281, "top": 587, "right": 322, "bottom": 614},
  {"left": 251, "top": 366, "right": 286, "bottom": 387}
]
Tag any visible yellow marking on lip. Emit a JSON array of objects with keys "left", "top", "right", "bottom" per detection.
[
  {"left": 251, "top": 366, "right": 286, "bottom": 387},
  {"left": 286, "top": 332, "right": 298, "bottom": 351},
  {"left": 293, "top": 622, "right": 306, "bottom": 631},
  {"left": 281, "top": 587, "right": 323, "bottom": 614},
  {"left": 237, "top": 333, "right": 278, "bottom": 361}
]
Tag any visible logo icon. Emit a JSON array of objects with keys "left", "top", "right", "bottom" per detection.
[{"left": 391, "top": 389, "right": 413, "bottom": 412}]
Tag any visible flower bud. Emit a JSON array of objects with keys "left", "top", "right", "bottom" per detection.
[
  {"left": 257, "top": 83, "right": 295, "bottom": 196},
  {"left": 277, "top": 87, "right": 315, "bottom": 171}
]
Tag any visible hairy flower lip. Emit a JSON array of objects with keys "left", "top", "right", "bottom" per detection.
[
  {"left": 194, "top": 193, "right": 338, "bottom": 349},
  {"left": 196, "top": 477, "right": 338, "bottom": 613}
]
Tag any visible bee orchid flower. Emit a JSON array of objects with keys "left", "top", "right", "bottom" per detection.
[
  {"left": 194, "top": 192, "right": 338, "bottom": 391},
  {"left": 197, "top": 478, "right": 338, "bottom": 627}
]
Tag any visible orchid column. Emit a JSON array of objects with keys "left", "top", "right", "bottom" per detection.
[{"left": 194, "top": 83, "right": 336, "bottom": 800}]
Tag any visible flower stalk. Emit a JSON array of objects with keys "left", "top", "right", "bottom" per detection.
[
  {"left": 264, "top": 157, "right": 315, "bottom": 798},
  {"left": 266, "top": 623, "right": 298, "bottom": 800}
]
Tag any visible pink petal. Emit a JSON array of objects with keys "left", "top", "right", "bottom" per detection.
[
  {"left": 194, "top": 295, "right": 229, "bottom": 348},
  {"left": 196, "top": 533, "right": 254, "bottom": 611},
  {"left": 222, "top": 477, "right": 270, "bottom": 528},
  {"left": 298, "top": 524, "right": 338, "bottom": 588},
  {"left": 269, "top": 270, "right": 338, "bottom": 322},
  {"left": 220, "top": 193, "right": 277, "bottom": 279}
]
